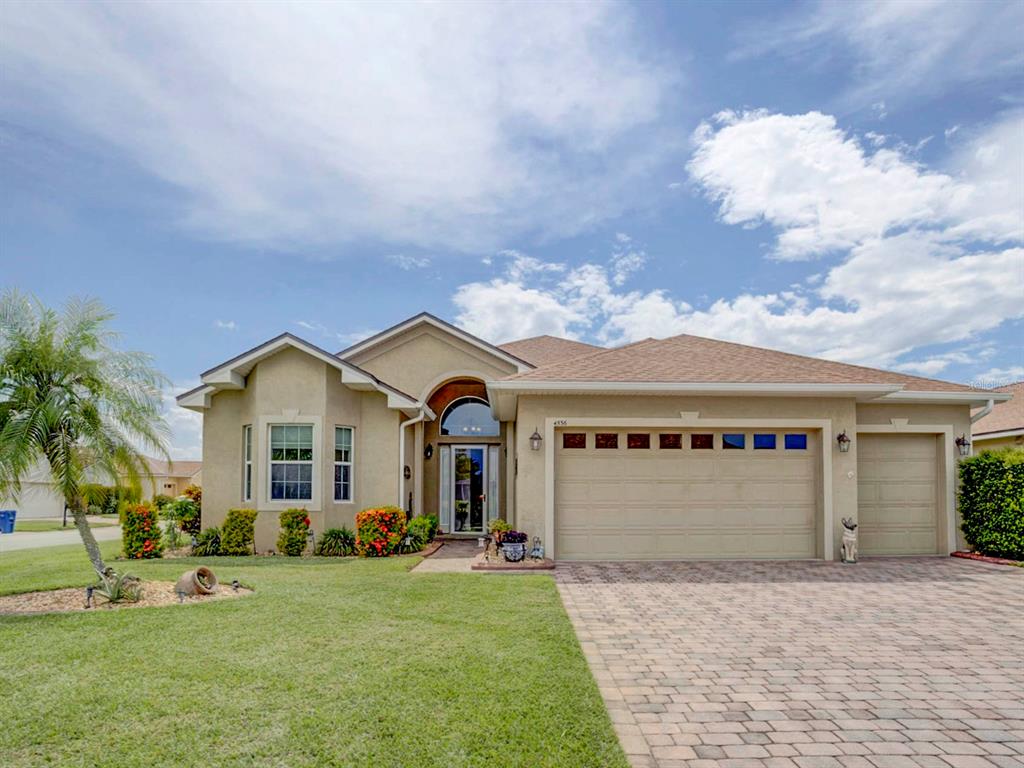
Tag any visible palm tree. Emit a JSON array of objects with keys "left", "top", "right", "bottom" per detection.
[{"left": 0, "top": 290, "right": 170, "bottom": 574}]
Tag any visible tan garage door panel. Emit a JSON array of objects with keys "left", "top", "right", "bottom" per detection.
[
  {"left": 555, "top": 430, "right": 818, "bottom": 560},
  {"left": 857, "top": 434, "right": 938, "bottom": 555}
]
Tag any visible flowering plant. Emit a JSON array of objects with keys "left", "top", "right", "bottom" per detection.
[
  {"left": 277, "top": 508, "right": 311, "bottom": 556},
  {"left": 122, "top": 503, "right": 164, "bottom": 560},
  {"left": 502, "top": 530, "right": 528, "bottom": 544},
  {"left": 355, "top": 506, "right": 407, "bottom": 557}
]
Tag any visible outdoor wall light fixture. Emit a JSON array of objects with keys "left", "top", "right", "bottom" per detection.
[
  {"left": 836, "top": 431, "right": 852, "bottom": 453},
  {"left": 424, "top": 443, "right": 434, "bottom": 460},
  {"left": 529, "top": 428, "right": 543, "bottom": 451},
  {"left": 956, "top": 433, "right": 971, "bottom": 457}
]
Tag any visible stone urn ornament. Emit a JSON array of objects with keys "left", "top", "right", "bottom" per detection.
[{"left": 841, "top": 518, "right": 858, "bottom": 564}]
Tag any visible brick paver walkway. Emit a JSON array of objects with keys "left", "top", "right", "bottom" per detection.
[{"left": 556, "top": 558, "right": 1024, "bottom": 768}]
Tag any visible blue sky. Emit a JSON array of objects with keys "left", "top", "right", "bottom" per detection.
[{"left": 1, "top": 0, "right": 1022, "bottom": 458}]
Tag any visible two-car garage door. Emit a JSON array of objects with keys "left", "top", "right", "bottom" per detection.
[{"left": 555, "top": 429, "right": 819, "bottom": 561}]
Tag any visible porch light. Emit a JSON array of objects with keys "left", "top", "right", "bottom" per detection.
[
  {"left": 956, "top": 434, "right": 971, "bottom": 457},
  {"left": 529, "top": 428, "right": 543, "bottom": 451},
  {"left": 836, "top": 431, "right": 852, "bottom": 453}
]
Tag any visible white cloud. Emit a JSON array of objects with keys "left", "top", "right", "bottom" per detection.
[
  {"left": 164, "top": 384, "right": 203, "bottom": 460},
  {"left": 296, "top": 320, "right": 376, "bottom": 350},
  {"left": 454, "top": 111, "right": 1024, "bottom": 375},
  {"left": 214, "top": 319, "right": 237, "bottom": 331},
  {"left": 386, "top": 254, "right": 431, "bottom": 271},
  {"left": 735, "top": 0, "right": 1024, "bottom": 109},
  {"left": 972, "top": 366, "right": 1024, "bottom": 388},
  {"left": 0, "top": 1, "right": 677, "bottom": 252}
]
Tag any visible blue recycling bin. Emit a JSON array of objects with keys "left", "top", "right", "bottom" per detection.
[{"left": 0, "top": 510, "right": 16, "bottom": 534}]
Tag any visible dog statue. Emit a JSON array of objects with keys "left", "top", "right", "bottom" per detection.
[{"left": 841, "top": 517, "right": 858, "bottom": 564}]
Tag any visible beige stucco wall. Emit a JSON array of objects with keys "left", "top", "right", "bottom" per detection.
[
  {"left": 511, "top": 395, "right": 973, "bottom": 560},
  {"left": 973, "top": 434, "right": 1024, "bottom": 453},
  {"left": 347, "top": 325, "right": 519, "bottom": 400},
  {"left": 201, "top": 346, "right": 402, "bottom": 551}
]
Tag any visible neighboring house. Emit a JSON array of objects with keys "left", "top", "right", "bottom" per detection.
[
  {"left": 130, "top": 457, "right": 203, "bottom": 501},
  {"left": 971, "top": 381, "right": 1024, "bottom": 452},
  {"left": 0, "top": 461, "right": 65, "bottom": 520},
  {"left": 178, "top": 312, "right": 1010, "bottom": 560}
]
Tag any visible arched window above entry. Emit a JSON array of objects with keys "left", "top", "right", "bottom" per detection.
[{"left": 440, "top": 397, "right": 500, "bottom": 437}]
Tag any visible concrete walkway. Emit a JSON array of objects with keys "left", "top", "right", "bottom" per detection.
[
  {"left": 557, "top": 558, "right": 1024, "bottom": 768},
  {"left": 0, "top": 519, "right": 122, "bottom": 552},
  {"left": 411, "top": 539, "right": 482, "bottom": 572}
]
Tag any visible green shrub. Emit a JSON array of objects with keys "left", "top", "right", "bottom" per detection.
[
  {"left": 421, "top": 513, "right": 439, "bottom": 541},
  {"left": 163, "top": 521, "right": 185, "bottom": 550},
  {"left": 182, "top": 485, "right": 202, "bottom": 534},
  {"left": 152, "top": 494, "right": 174, "bottom": 510},
  {"left": 93, "top": 570, "right": 142, "bottom": 603},
  {"left": 192, "top": 527, "right": 222, "bottom": 557},
  {"left": 959, "top": 449, "right": 1024, "bottom": 559},
  {"left": 220, "top": 508, "right": 258, "bottom": 556},
  {"left": 79, "top": 484, "right": 112, "bottom": 513},
  {"left": 407, "top": 516, "right": 434, "bottom": 550},
  {"left": 355, "top": 506, "right": 407, "bottom": 557},
  {"left": 277, "top": 509, "right": 311, "bottom": 556},
  {"left": 315, "top": 527, "right": 355, "bottom": 556},
  {"left": 122, "top": 504, "right": 163, "bottom": 559},
  {"left": 164, "top": 498, "right": 199, "bottom": 535}
]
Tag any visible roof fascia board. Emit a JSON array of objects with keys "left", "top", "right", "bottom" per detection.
[
  {"left": 487, "top": 381, "right": 904, "bottom": 396},
  {"left": 878, "top": 390, "right": 1012, "bottom": 406},
  {"left": 971, "top": 428, "right": 1024, "bottom": 439},
  {"left": 338, "top": 313, "right": 534, "bottom": 372}
]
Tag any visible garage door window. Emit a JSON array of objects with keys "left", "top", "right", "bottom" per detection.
[
  {"left": 784, "top": 434, "right": 808, "bottom": 450},
  {"left": 627, "top": 433, "right": 650, "bottom": 449},
  {"left": 723, "top": 433, "right": 746, "bottom": 450},
  {"left": 659, "top": 434, "right": 682, "bottom": 449},
  {"left": 753, "top": 434, "right": 777, "bottom": 450},
  {"left": 562, "top": 433, "right": 586, "bottom": 449},
  {"left": 596, "top": 433, "right": 619, "bottom": 449},
  {"left": 691, "top": 433, "right": 713, "bottom": 449}
]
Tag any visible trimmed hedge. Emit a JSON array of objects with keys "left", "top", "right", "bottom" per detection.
[
  {"left": 277, "top": 509, "right": 311, "bottom": 556},
  {"left": 958, "top": 449, "right": 1024, "bottom": 560},
  {"left": 220, "top": 508, "right": 258, "bottom": 556},
  {"left": 122, "top": 504, "right": 163, "bottom": 559}
]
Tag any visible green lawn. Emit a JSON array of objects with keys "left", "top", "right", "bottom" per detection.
[
  {"left": 0, "top": 542, "right": 626, "bottom": 768},
  {"left": 13, "top": 519, "right": 116, "bottom": 532}
]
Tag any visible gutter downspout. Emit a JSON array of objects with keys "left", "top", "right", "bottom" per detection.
[
  {"left": 399, "top": 410, "right": 428, "bottom": 511},
  {"left": 970, "top": 399, "right": 995, "bottom": 424}
]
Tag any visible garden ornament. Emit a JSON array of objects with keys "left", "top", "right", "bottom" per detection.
[
  {"left": 841, "top": 518, "right": 858, "bottom": 564},
  {"left": 529, "top": 536, "right": 544, "bottom": 561},
  {"left": 174, "top": 566, "right": 219, "bottom": 596}
]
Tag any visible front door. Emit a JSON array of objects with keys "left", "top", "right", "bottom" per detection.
[{"left": 452, "top": 446, "right": 486, "bottom": 533}]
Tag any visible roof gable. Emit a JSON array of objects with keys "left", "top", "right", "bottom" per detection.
[
  {"left": 338, "top": 312, "right": 533, "bottom": 373},
  {"left": 177, "top": 333, "right": 420, "bottom": 412}
]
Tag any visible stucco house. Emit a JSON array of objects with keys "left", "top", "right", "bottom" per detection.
[
  {"left": 177, "top": 312, "right": 1010, "bottom": 560},
  {"left": 131, "top": 457, "right": 203, "bottom": 502},
  {"left": 971, "top": 381, "right": 1024, "bottom": 452}
]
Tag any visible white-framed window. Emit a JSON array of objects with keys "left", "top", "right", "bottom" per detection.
[
  {"left": 269, "top": 424, "right": 313, "bottom": 501},
  {"left": 334, "top": 426, "right": 353, "bottom": 502},
  {"left": 242, "top": 425, "right": 253, "bottom": 502}
]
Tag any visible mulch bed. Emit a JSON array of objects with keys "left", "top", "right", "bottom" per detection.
[
  {"left": 0, "top": 581, "right": 253, "bottom": 615},
  {"left": 951, "top": 551, "right": 1024, "bottom": 567}
]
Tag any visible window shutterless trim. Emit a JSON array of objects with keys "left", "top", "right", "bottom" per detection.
[
  {"left": 242, "top": 424, "right": 253, "bottom": 502},
  {"left": 334, "top": 425, "right": 354, "bottom": 503},
  {"left": 268, "top": 424, "right": 314, "bottom": 501}
]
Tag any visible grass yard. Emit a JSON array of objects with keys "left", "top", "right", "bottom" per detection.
[
  {"left": 0, "top": 542, "right": 627, "bottom": 768},
  {"left": 13, "top": 519, "right": 116, "bottom": 533}
]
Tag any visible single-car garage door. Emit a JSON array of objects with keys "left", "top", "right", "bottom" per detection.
[
  {"left": 555, "top": 429, "right": 819, "bottom": 560},
  {"left": 857, "top": 433, "right": 939, "bottom": 555}
]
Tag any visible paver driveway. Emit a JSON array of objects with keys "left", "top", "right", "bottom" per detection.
[{"left": 556, "top": 558, "right": 1024, "bottom": 768}]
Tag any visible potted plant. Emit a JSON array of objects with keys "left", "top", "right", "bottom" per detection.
[
  {"left": 488, "top": 518, "right": 511, "bottom": 544},
  {"left": 501, "top": 530, "right": 528, "bottom": 562}
]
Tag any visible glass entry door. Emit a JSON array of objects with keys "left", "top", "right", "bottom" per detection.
[{"left": 451, "top": 446, "right": 486, "bottom": 533}]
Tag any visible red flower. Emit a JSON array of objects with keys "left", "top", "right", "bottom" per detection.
[{"left": 304, "top": 517, "right": 311, "bottom": 528}]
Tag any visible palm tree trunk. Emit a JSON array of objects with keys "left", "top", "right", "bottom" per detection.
[{"left": 70, "top": 503, "right": 107, "bottom": 575}]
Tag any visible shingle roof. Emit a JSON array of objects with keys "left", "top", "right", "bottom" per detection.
[
  {"left": 503, "top": 333, "right": 986, "bottom": 392},
  {"left": 498, "top": 335, "right": 604, "bottom": 367},
  {"left": 972, "top": 381, "right": 1024, "bottom": 435}
]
